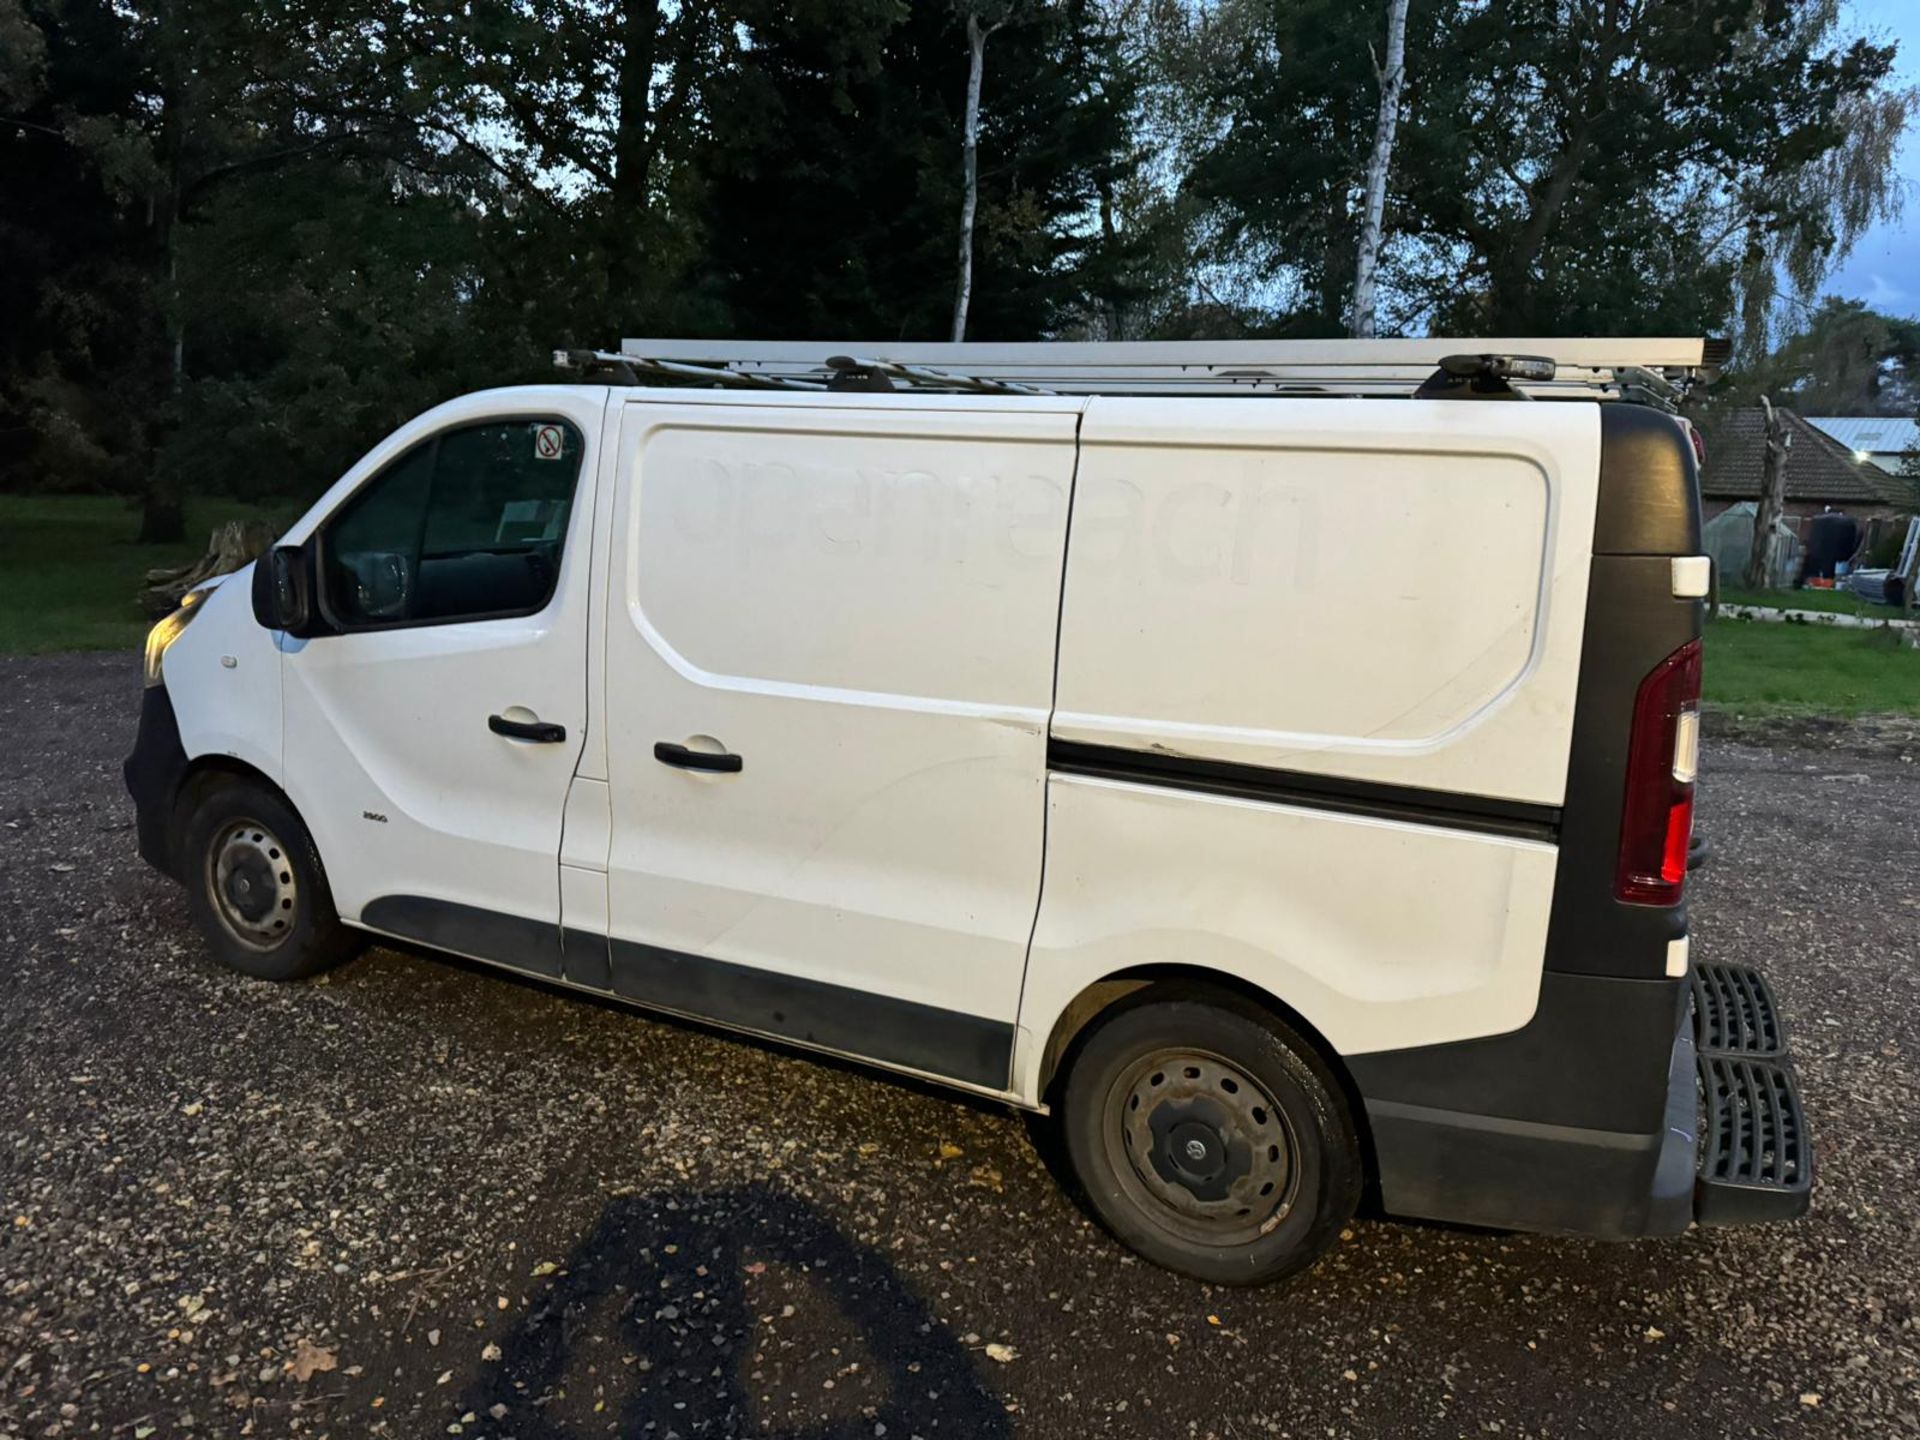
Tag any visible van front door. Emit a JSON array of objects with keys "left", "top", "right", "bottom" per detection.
[
  {"left": 278, "top": 391, "right": 606, "bottom": 976},
  {"left": 599, "top": 397, "right": 1080, "bottom": 1090}
]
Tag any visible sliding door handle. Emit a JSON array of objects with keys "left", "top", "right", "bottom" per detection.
[
  {"left": 654, "top": 741, "right": 743, "bottom": 773},
  {"left": 489, "top": 714, "right": 567, "bottom": 743}
]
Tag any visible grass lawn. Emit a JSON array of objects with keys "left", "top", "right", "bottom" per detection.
[
  {"left": 1717, "top": 583, "right": 1906, "bottom": 619},
  {"left": 1705, "top": 614, "right": 1920, "bottom": 716},
  {"left": 0, "top": 494, "right": 291, "bottom": 655}
]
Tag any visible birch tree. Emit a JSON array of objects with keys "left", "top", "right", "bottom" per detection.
[
  {"left": 1350, "top": 0, "right": 1408, "bottom": 339},
  {"left": 951, "top": 5, "right": 1011, "bottom": 342}
]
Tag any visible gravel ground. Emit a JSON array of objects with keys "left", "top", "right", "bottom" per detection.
[{"left": 2, "top": 649, "right": 1917, "bottom": 1440}]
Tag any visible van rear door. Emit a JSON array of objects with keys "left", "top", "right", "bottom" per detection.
[{"left": 596, "top": 395, "right": 1080, "bottom": 1090}]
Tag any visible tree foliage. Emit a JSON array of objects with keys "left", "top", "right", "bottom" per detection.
[{"left": 0, "top": 0, "right": 1911, "bottom": 532}]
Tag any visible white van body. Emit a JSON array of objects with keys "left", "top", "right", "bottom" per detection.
[{"left": 128, "top": 341, "right": 1810, "bottom": 1281}]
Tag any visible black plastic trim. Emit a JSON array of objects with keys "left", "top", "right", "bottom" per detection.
[
  {"left": 1349, "top": 970, "right": 1686, "bottom": 1134},
  {"left": 1047, "top": 739, "right": 1559, "bottom": 842},
  {"left": 561, "top": 924, "right": 611, "bottom": 990},
  {"left": 356, "top": 895, "right": 1014, "bottom": 1090},
  {"left": 360, "top": 894, "right": 562, "bottom": 978},
  {"left": 1544, "top": 556, "right": 1698, "bottom": 977},
  {"left": 124, "top": 683, "right": 191, "bottom": 881},
  {"left": 1593, "top": 404, "right": 1703, "bottom": 555},
  {"left": 608, "top": 937, "right": 1014, "bottom": 1089},
  {"left": 1358, "top": 994, "right": 1700, "bottom": 1239}
]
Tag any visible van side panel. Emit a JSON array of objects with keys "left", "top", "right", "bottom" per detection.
[
  {"left": 1051, "top": 397, "right": 1602, "bottom": 805},
  {"left": 1016, "top": 773, "right": 1559, "bottom": 1098}
]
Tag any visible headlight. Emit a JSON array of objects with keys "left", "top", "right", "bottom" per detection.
[{"left": 143, "top": 585, "right": 214, "bottom": 688}]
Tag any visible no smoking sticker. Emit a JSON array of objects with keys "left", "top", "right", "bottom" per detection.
[{"left": 532, "top": 424, "right": 566, "bottom": 461}]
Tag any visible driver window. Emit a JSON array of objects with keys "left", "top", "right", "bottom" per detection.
[{"left": 321, "top": 418, "right": 584, "bottom": 628}]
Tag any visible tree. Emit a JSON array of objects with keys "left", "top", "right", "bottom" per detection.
[
  {"left": 693, "top": 0, "right": 1134, "bottom": 340},
  {"left": 1746, "top": 396, "right": 1791, "bottom": 590},
  {"left": 1759, "top": 298, "right": 1920, "bottom": 417},
  {"left": 952, "top": 4, "right": 1014, "bottom": 341},
  {"left": 1350, "top": 0, "right": 1408, "bottom": 339},
  {"left": 1403, "top": 0, "right": 1909, "bottom": 339},
  {"left": 1173, "top": 0, "right": 1909, "bottom": 340},
  {"left": 1180, "top": 0, "right": 1387, "bottom": 334}
]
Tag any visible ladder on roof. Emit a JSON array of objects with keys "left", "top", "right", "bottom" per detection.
[{"left": 554, "top": 337, "right": 1728, "bottom": 407}]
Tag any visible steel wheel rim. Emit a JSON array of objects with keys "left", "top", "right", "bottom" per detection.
[
  {"left": 1102, "top": 1046, "right": 1301, "bottom": 1248},
  {"left": 205, "top": 817, "right": 298, "bottom": 952}
]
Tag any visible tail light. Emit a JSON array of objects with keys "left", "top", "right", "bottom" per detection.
[{"left": 1615, "top": 638, "right": 1702, "bottom": 906}]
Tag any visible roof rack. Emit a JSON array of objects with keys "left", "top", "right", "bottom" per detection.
[{"left": 573, "top": 338, "right": 1728, "bottom": 407}]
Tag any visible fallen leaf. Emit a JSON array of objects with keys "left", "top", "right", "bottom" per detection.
[
  {"left": 937, "top": 1142, "right": 964, "bottom": 1161},
  {"left": 1206, "top": 1314, "right": 1221, "bottom": 1327},
  {"left": 983, "top": 1343, "right": 1017, "bottom": 1364},
  {"left": 287, "top": 1340, "right": 337, "bottom": 1383},
  {"left": 530, "top": 1261, "right": 558, "bottom": 1277},
  {"left": 1643, "top": 1326, "right": 1665, "bottom": 1342}
]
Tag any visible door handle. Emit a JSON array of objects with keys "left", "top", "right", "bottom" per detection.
[
  {"left": 654, "top": 741, "right": 743, "bottom": 773},
  {"left": 489, "top": 714, "right": 567, "bottom": 743}
]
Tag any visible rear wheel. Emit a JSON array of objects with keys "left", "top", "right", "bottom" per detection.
[
  {"left": 180, "top": 777, "right": 356, "bottom": 982},
  {"left": 1059, "top": 992, "right": 1362, "bottom": 1285}
]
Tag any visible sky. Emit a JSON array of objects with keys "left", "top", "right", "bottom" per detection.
[{"left": 1829, "top": 0, "right": 1920, "bottom": 318}]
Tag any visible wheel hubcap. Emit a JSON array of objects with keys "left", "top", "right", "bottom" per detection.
[
  {"left": 207, "top": 819, "right": 298, "bottom": 951},
  {"left": 1107, "top": 1049, "right": 1299, "bottom": 1246}
]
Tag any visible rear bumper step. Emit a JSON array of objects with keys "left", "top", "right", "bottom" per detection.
[
  {"left": 1692, "top": 959, "right": 1783, "bottom": 1057},
  {"left": 1692, "top": 963, "right": 1812, "bottom": 1225}
]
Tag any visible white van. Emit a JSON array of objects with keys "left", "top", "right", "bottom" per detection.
[{"left": 125, "top": 339, "right": 1809, "bottom": 1284}]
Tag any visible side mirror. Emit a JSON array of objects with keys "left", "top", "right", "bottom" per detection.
[{"left": 251, "top": 544, "right": 324, "bottom": 637}]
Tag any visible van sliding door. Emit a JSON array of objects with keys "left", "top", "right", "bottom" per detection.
[{"left": 598, "top": 397, "right": 1081, "bottom": 1091}]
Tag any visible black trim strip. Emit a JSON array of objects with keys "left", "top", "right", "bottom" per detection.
[
  {"left": 1046, "top": 739, "right": 1561, "bottom": 843},
  {"left": 362, "top": 895, "right": 563, "bottom": 978},
  {"left": 357, "top": 895, "right": 1014, "bottom": 1090},
  {"left": 608, "top": 938, "right": 1013, "bottom": 1090}
]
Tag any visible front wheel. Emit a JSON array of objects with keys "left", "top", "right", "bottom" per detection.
[
  {"left": 180, "top": 776, "right": 357, "bottom": 982},
  {"left": 1059, "top": 992, "right": 1363, "bottom": 1285}
]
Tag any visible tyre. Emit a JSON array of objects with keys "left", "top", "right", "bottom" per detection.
[
  {"left": 179, "top": 776, "right": 357, "bottom": 982},
  {"left": 1059, "top": 990, "right": 1363, "bottom": 1285}
]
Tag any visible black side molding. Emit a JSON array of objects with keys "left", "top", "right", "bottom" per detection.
[
  {"left": 356, "top": 894, "right": 1014, "bottom": 1091},
  {"left": 608, "top": 937, "right": 1013, "bottom": 1090},
  {"left": 1047, "top": 739, "right": 1560, "bottom": 843},
  {"left": 361, "top": 894, "right": 563, "bottom": 978}
]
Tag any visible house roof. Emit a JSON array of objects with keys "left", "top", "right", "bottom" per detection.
[
  {"left": 1804, "top": 416, "right": 1920, "bottom": 458},
  {"left": 1699, "top": 407, "right": 1920, "bottom": 510}
]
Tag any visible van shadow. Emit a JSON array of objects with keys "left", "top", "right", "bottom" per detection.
[{"left": 460, "top": 1183, "right": 1011, "bottom": 1439}]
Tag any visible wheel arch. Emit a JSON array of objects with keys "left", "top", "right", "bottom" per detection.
[
  {"left": 174, "top": 754, "right": 298, "bottom": 826},
  {"left": 1033, "top": 965, "right": 1376, "bottom": 1184}
]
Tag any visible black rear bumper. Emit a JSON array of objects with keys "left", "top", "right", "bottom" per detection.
[
  {"left": 1353, "top": 961, "right": 1811, "bottom": 1239},
  {"left": 124, "top": 683, "right": 190, "bottom": 881}
]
